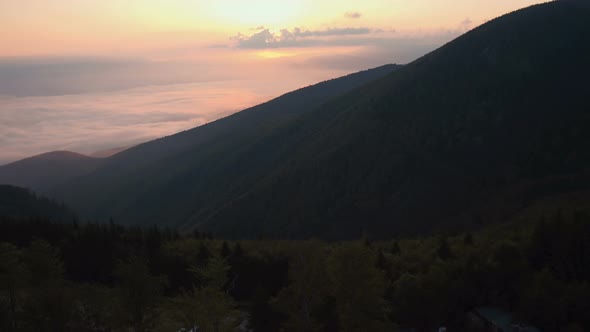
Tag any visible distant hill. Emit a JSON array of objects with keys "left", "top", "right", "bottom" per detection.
[
  {"left": 0, "top": 151, "right": 103, "bottom": 193},
  {"left": 0, "top": 185, "right": 73, "bottom": 220},
  {"left": 37, "top": 1, "right": 590, "bottom": 238}
]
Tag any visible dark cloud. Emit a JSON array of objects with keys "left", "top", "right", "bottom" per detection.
[
  {"left": 345, "top": 12, "right": 362, "bottom": 19},
  {"left": 231, "top": 27, "right": 374, "bottom": 49}
]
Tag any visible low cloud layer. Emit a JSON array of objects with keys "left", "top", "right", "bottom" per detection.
[
  {"left": 0, "top": 25, "right": 465, "bottom": 164},
  {"left": 0, "top": 82, "right": 277, "bottom": 164},
  {"left": 345, "top": 12, "right": 362, "bottom": 19},
  {"left": 0, "top": 57, "right": 350, "bottom": 164},
  {"left": 231, "top": 27, "right": 374, "bottom": 49}
]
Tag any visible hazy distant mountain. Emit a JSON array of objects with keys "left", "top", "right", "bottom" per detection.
[
  {"left": 44, "top": 1, "right": 590, "bottom": 238},
  {"left": 0, "top": 151, "right": 103, "bottom": 193}
]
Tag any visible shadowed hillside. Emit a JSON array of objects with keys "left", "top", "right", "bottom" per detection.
[
  {"left": 39, "top": 1, "right": 590, "bottom": 239},
  {"left": 51, "top": 65, "right": 399, "bottom": 224},
  {"left": 201, "top": 1, "right": 590, "bottom": 238},
  {"left": 0, "top": 185, "right": 73, "bottom": 220},
  {"left": 0, "top": 151, "right": 103, "bottom": 194},
  {"left": 89, "top": 146, "right": 130, "bottom": 158}
]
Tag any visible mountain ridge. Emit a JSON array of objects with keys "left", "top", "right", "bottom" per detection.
[
  {"left": 4, "top": 1, "right": 590, "bottom": 239},
  {"left": 192, "top": 1, "right": 590, "bottom": 238},
  {"left": 0, "top": 65, "right": 398, "bottom": 196},
  {"left": 51, "top": 64, "right": 401, "bottom": 223},
  {"left": 0, "top": 151, "right": 103, "bottom": 193}
]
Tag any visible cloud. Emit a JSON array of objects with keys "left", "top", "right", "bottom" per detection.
[
  {"left": 345, "top": 12, "right": 362, "bottom": 19},
  {"left": 209, "top": 43, "right": 230, "bottom": 49},
  {"left": 0, "top": 56, "right": 351, "bottom": 164},
  {"left": 460, "top": 18, "right": 473, "bottom": 31},
  {"left": 295, "top": 27, "right": 372, "bottom": 37},
  {"left": 0, "top": 81, "right": 280, "bottom": 164},
  {"left": 0, "top": 26, "right": 466, "bottom": 164},
  {"left": 0, "top": 57, "right": 233, "bottom": 97},
  {"left": 231, "top": 27, "right": 374, "bottom": 49}
]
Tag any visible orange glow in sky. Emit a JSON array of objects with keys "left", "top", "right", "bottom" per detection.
[
  {"left": 0, "top": 0, "right": 545, "bottom": 56},
  {"left": 0, "top": 0, "right": 547, "bottom": 164}
]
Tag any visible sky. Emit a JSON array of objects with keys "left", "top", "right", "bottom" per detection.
[{"left": 0, "top": 0, "right": 546, "bottom": 164}]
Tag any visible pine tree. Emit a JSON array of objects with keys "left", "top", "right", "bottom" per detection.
[
  {"left": 437, "top": 237, "right": 453, "bottom": 260},
  {"left": 220, "top": 241, "right": 231, "bottom": 259},
  {"left": 390, "top": 241, "right": 401, "bottom": 255}
]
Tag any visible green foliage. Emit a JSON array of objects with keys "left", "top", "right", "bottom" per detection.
[
  {"left": 327, "top": 243, "right": 392, "bottom": 332},
  {"left": 0, "top": 208, "right": 589, "bottom": 331},
  {"left": 164, "top": 287, "right": 237, "bottom": 332},
  {"left": 113, "top": 257, "right": 167, "bottom": 332},
  {"left": 0, "top": 3, "right": 588, "bottom": 331},
  {"left": 273, "top": 241, "right": 330, "bottom": 332},
  {"left": 68, "top": 284, "right": 118, "bottom": 332},
  {"left": 22, "top": 239, "right": 64, "bottom": 284},
  {"left": 20, "top": 240, "right": 74, "bottom": 332},
  {"left": 463, "top": 233, "right": 474, "bottom": 246},
  {"left": 190, "top": 255, "right": 230, "bottom": 290},
  {"left": 0, "top": 243, "right": 26, "bottom": 332},
  {"left": 436, "top": 237, "right": 453, "bottom": 260},
  {"left": 161, "top": 256, "right": 239, "bottom": 332},
  {"left": 0, "top": 185, "right": 73, "bottom": 220},
  {"left": 220, "top": 241, "right": 231, "bottom": 258},
  {"left": 390, "top": 241, "right": 401, "bottom": 255},
  {"left": 518, "top": 269, "right": 567, "bottom": 330}
]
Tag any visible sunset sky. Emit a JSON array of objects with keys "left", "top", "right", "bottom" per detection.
[{"left": 0, "top": 0, "right": 545, "bottom": 164}]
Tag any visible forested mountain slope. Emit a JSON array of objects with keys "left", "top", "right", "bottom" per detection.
[
  {"left": 198, "top": 1, "right": 590, "bottom": 238},
  {"left": 44, "top": 1, "right": 590, "bottom": 239},
  {"left": 0, "top": 185, "right": 73, "bottom": 220},
  {"left": 52, "top": 65, "right": 399, "bottom": 225}
]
